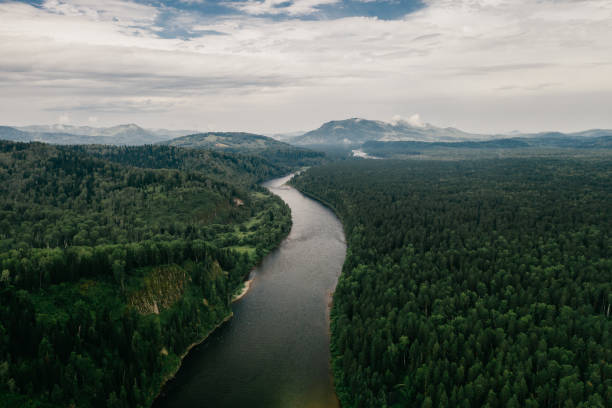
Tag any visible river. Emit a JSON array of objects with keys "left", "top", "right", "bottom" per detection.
[{"left": 153, "top": 173, "right": 346, "bottom": 408}]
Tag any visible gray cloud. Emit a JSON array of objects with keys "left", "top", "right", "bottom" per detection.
[
  {"left": 453, "top": 63, "right": 558, "bottom": 76},
  {"left": 495, "top": 82, "right": 560, "bottom": 92},
  {"left": 412, "top": 33, "right": 441, "bottom": 41},
  {"left": 0, "top": 68, "right": 294, "bottom": 95},
  {"left": 0, "top": 0, "right": 611, "bottom": 134}
]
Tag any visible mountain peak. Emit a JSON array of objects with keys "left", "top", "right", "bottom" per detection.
[
  {"left": 292, "top": 118, "right": 483, "bottom": 146},
  {"left": 111, "top": 123, "right": 143, "bottom": 130}
]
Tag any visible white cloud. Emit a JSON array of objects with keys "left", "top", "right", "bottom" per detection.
[
  {"left": 227, "top": 0, "right": 341, "bottom": 16},
  {"left": 392, "top": 114, "right": 425, "bottom": 127},
  {"left": 57, "top": 113, "right": 71, "bottom": 124},
  {"left": 0, "top": 0, "right": 611, "bottom": 133},
  {"left": 43, "top": 0, "right": 157, "bottom": 25}
]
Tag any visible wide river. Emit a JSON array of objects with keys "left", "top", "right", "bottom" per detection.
[{"left": 154, "top": 174, "right": 346, "bottom": 408}]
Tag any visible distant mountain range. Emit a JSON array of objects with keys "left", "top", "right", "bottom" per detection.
[
  {"left": 291, "top": 118, "right": 487, "bottom": 146},
  {"left": 267, "top": 130, "right": 307, "bottom": 142},
  {"left": 289, "top": 118, "right": 612, "bottom": 148},
  {"left": 2, "top": 119, "right": 612, "bottom": 156},
  {"left": 0, "top": 124, "right": 197, "bottom": 145},
  {"left": 0, "top": 124, "right": 300, "bottom": 150}
]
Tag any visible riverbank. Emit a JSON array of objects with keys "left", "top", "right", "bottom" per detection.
[
  {"left": 154, "top": 261, "right": 263, "bottom": 404},
  {"left": 154, "top": 172, "right": 346, "bottom": 408},
  {"left": 232, "top": 275, "right": 255, "bottom": 302},
  {"left": 152, "top": 311, "right": 234, "bottom": 403},
  {"left": 153, "top": 257, "right": 280, "bottom": 404},
  {"left": 290, "top": 178, "right": 348, "bottom": 408},
  {"left": 289, "top": 182, "right": 348, "bottom": 234},
  {"left": 152, "top": 176, "right": 295, "bottom": 406}
]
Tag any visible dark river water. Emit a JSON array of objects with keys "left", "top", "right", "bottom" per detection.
[{"left": 153, "top": 174, "right": 346, "bottom": 408}]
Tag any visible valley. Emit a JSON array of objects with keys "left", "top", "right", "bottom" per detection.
[
  {"left": 3, "top": 1, "right": 612, "bottom": 406},
  {"left": 0, "top": 120, "right": 611, "bottom": 408},
  {"left": 154, "top": 174, "right": 345, "bottom": 408}
]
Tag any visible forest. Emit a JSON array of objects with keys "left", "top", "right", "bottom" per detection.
[
  {"left": 74, "top": 143, "right": 325, "bottom": 184},
  {"left": 0, "top": 141, "right": 293, "bottom": 407},
  {"left": 292, "top": 158, "right": 611, "bottom": 408}
]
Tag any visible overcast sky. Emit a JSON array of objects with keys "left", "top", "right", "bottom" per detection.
[{"left": 1, "top": 0, "right": 611, "bottom": 134}]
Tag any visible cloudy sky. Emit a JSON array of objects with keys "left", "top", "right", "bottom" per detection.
[{"left": 0, "top": 0, "right": 611, "bottom": 134}]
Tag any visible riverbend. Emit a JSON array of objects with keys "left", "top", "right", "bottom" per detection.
[{"left": 153, "top": 173, "right": 346, "bottom": 408}]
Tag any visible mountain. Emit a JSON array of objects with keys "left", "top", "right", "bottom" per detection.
[
  {"left": 148, "top": 127, "right": 200, "bottom": 139},
  {"left": 15, "top": 123, "right": 179, "bottom": 145},
  {"left": 292, "top": 118, "right": 486, "bottom": 146},
  {"left": 0, "top": 123, "right": 200, "bottom": 145},
  {"left": 0, "top": 126, "right": 326, "bottom": 167},
  {"left": 0, "top": 126, "right": 117, "bottom": 144},
  {"left": 292, "top": 118, "right": 612, "bottom": 154},
  {"left": 360, "top": 135, "right": 612, "bottom": 158},
  {"left": 0, "top": 126, "right": 32, "bottom": 142},
  {"left": 267, "top": 130, "right": 307, "bottom": 142},
  {"left": 560, "top": 129, "right": 612, "bottom": 138},
  {"left": 159, "top": 131, "right": 326, "bottom": 168},
  {"left": 160, "top": 131, "right": 292, "bottom": 151}
]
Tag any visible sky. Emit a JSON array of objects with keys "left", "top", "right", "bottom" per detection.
[{"left": 0, "top": 0, "right": 611, "bottom": 134}]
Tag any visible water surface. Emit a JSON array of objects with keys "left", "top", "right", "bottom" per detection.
[{"left": 154, "top": 174, "right": 346, "bottom": 408}]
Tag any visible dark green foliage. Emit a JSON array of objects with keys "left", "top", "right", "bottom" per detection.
[
  {"left": 292, "top": 159, "right": 612, "bottom": 408},
  {"left": 0, "top": 141, "right": 292, "bottom": 407},
  {"left": 361, "top": 139, "right": 529, "bottom": 157},
  {"left": 73, "top": 144, "right": 292, "bottom": 184},
  {"left": 360, "top": 137, "right": 612, "bottom": 159},
  {"left": 1, "top": 144, "right": 234, "bottom": 252}
]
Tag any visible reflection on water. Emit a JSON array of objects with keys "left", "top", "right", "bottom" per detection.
[{"left": 153, "top": 174, "right": 346, "bottom": 408}]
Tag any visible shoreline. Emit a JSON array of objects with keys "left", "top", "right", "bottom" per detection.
[
  {"left": 293, "top": 181, "right": 346, "bottom": 408},
  {"left": 326, "top": 287, "right": 342, "bottom": 408},
  {"left": 232, "top": 275, "right": 255, "bottom": 302},
  {"left": 153, "top": 266, "right": 257, "bottom": 404},
  {"left": 153, "top": 172, "right": 345, "bottom": 407},
  {"left": 152, "top": 174, "right": 295, "bottom": 405},
  {"left": 153, "top": 311, "right": 234, "bottom": 402}
]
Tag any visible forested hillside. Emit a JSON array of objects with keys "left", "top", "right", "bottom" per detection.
[
  {"left": 0, "top": 141, "right": 292, "bottom": 407},
  {"left": 158, "top": 132, "right": 326, "bottom": 169},
  {"left": 360, "top": 138, "right": 612, "bottom": 159},
  {"left": 73, "top": 144, "right": 290, "bottom": 185},
  {"left": 292, "top": 159, "right": 611, "bottom": 408}
]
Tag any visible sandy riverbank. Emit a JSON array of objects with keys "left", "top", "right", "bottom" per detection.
[{"left": 232, "top": 276, "right": 255, "bottom": 302}]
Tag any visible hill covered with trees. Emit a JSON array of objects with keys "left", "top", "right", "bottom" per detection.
[
  {"left": 73, "top": 144, "right": 291, "bottom": 186},
  {"left": 292, "top": 159, "right": 611, "bottom": 408},
  {"left": 360, "top": 137, "right": 612, "bottom": 159},
  {"left": 0, "top": 141, "right": 293, "bottom": 407},
  {"left": 158, "top": 132, "right": 326, "bottom": 169}
]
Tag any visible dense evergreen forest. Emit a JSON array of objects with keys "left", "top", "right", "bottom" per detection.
[
  {"left": 292, "top": 159, "right": 611, "bottom": 408},
  {"left": 0, "top": 141, "right": 293, "bottom": 407},
  {"left": 74, "top": 144, "right": 325, "bottom": 184}
]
